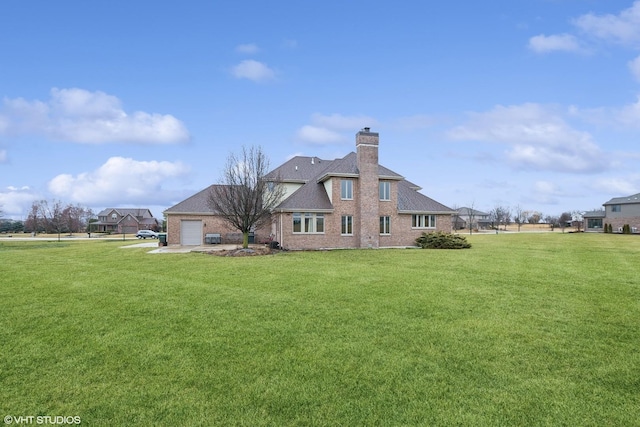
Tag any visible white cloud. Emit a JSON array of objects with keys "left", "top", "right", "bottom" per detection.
[
  {"left": 615, "top": 95, "right": 640, "bottom": 127},
  {"left": 48, "top": 157, "right": 190, "bottom": 205},
  {"left": 573, "top": 1, "right": 640, "bottom": 46},
  {"left": 310, "top": 113, "right": 377, "bottom": 131},
  {"left": 0, "top": 88, "right": 190, "bottom": 144},
  {"left": 448, "top": 103, "right": 609, "bottom": 173},
  {"left": 295, "top": 125, "right": 345, "bottom": 145},
  {"left": 531, "top": 180, "right": 563, "bottom": 205},
  {"left": 629, "top": 55, "right": 640, "bottom": 81},
  {"left": 0, "top": 186, "right": 39, "bottom": 218},
  {"left": 571, "top": 94, "right": 640, "bottom": 130},
  {"left": 236, "top": 43, "right": 259, "bottom": 54},
  {"left": 592, "top": 176, "right": 640, "bottom": 195},
  {"left": 231, "top": 60, "right": 276, "bottom": 82},
  {"left": 528, "top": 33, "right": 581, "bottom": 53},
  {"left": 295, "top": 113, "right": 378, "bottom": 145}
]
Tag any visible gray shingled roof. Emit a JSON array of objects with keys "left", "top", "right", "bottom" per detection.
[
  {"left": 271, "top": 152, "right": 450, "bottom": 213},
  {"left": 168, "top": 152, "right": 452, "bottom": 215},
  {"left": 604, "top": 193, "right": 640, "bottom": 205},
  {"left": 264, "top": 156, "right": 332, "bottom": 183},
  {"left": 96, "top": 208, "right": 155, "bottom": 218},
  {"left": 397, "top": 180, "right": 454, "bottom": 213},
  {"left": 583, "top": 210, "right": 605, "bottom": 218},
  {"left": 164, "top": 185, "right": 219, "bottom": 214},
  {"left": 457, "top": 207, "right": 489, "bottom": 216},
  {"left": 276, "top": 182, "right": 333, "bottom": 211}
]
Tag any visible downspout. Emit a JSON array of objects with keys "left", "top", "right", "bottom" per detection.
[{"left": 279, "top": 212, "right": 284, "bottom": 249}]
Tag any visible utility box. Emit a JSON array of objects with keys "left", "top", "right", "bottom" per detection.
[{"left": 205, "top": 233, "right": 221, "bottom": 244}]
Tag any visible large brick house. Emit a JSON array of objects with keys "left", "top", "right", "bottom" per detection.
[
  {"left": 584, "top": 193, "right": 640, "bottom": 233},
  {"left": 165, "top": 129, "right": 454, "bottom": 248},
  {"left": 93, "top": 208, "right": 160, "bottom": 234}
]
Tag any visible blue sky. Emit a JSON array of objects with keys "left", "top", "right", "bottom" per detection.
[{"left": 2, "top": 0, "right": 640, "bottom": 220}]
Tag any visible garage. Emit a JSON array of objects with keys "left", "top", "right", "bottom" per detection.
[{"left": 180, "top": 220, "right": 203, "bottom": 245}]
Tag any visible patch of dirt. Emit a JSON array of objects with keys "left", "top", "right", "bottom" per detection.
[{"left": 206, "top": 246, "right": 281, "bottom": 257}]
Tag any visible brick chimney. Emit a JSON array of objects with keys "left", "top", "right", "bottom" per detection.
[{"left": 356, "top": 128, "right": 379, "bottom": 248}]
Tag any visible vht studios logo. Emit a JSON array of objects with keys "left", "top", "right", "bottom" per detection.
[{"left": 4, "top": 415, "right": 81, "bottom": 425}]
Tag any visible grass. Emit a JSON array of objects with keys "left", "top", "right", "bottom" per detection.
[{"left": 1, "top": 233, "right": 639, "bottom": 425}]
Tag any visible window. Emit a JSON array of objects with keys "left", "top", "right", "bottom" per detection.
[
  {"left": 341, "top": 179, "right": 353, "bottom": 200},
  {"left": 341, "top": 215, "right": 353, "bottom": 235},
  {"left": 293, "top": 213, "right": 324, "bottom": 234},
  {"left": 379, "top": 181, "right": 390, "bottom": 201},
  {"left": 111, "top": 213, "right": 117, "bottom": 220},
  {"left": 380, "top": 216, "right": 390, "bottom": 234},
  {"left": 611, "top": 205, "right": 621, "bottom": 212},
  {"left": 412, "top": 214, "right": 436, "bottom": 228},
  {"left": 587, "top": 218, "right": 603, "bottom": 229}
]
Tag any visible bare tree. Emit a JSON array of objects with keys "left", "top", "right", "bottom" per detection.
[
  {"left": 526, "top": 211, "right": 542, "bottom": 224},
  {"left": 451, "top": 204, "right": 462, "bottom": 232},
  {"left": 490, "top": 205, "right": 511, "bottom": 231},
  {"left": 559, "top": 212, "right": 572, "bottom": 233},
  {"left": 467, "top": 201, "right": 477, "bottom": 235},
  {"left": 62, "top": 204, "right": 94, "bottom": 233},
  {"left": 514, "top": 205, "right": 525, "bottom": 232},
  {"left": 38, "top": 199, "right": 66, "bottom": 241},
  {"left": 208, "top": 145, "right": 284, "bottom": 248},
  {"left": 571, "top": 210, "right": 584, "bottom": 232},
  {"left": 544, "top": 214, "right": 558, "bottom": 231}
]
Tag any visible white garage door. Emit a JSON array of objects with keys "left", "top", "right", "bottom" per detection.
[{"left": 180, "top": 220, "right": 202, "bottom": 245}]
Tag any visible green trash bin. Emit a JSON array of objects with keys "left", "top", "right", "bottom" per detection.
[{"left": 158, "top": 233, "right": 167, "bottom": 247}]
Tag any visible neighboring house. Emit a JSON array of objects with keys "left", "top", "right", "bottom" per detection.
[
  {"left": 453, "top": 207, "right": 491, "bottom": 230},
  {"left": 165, "top": 129, "right": 454, "bottom": 249},
  {"left": 93, "top": 208, "right": 161, "bottom": 234},
  {"left": 584, "top": 193, "right": 640, "bottom": 233}
]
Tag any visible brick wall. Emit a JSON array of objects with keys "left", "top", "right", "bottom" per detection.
[
  {"left": 604, "top": 216, "right": 640, "bottom": 233},
  {"left": 167, "top": 214, "right": 270, "bottom": 245},
  {"left": 356, "top": 129, "right": 380, "bottom": 248}
]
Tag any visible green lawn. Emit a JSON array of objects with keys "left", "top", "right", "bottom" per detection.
[{"left": 1, "top": 234, "right": 639, "bottom": 426}]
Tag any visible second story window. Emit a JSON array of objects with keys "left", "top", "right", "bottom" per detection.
[
  {"left": 379, "top": 181, "right": 390, "bottom": 201},
  {"left": 341, "top": 179, "right": 353, "bottom": 200}
]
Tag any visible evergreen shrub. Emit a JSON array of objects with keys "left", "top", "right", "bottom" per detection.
[{"left": 415, "top": 232, "right": 471, "bottom": 249}]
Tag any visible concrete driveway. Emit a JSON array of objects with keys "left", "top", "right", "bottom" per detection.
[{"left": 121, "top": 242, "right": 242, "bottom": 254}]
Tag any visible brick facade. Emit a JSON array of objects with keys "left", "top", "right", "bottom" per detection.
[
  {"left": 165, "top": 129, "right": 454, "bottom": 249},
  {"left": 270, "top": 129, "right": 454, "bottom": 250},
  {"left": 166, "top": 214, "right": 271, "bottom": 245}
]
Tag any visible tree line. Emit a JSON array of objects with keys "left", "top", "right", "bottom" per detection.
[
  {"left": 23, "top": 200, "right": 94, "bottom": 235},
  {"left": 455, "top": 203, "right": 589, "bottom": 233}
]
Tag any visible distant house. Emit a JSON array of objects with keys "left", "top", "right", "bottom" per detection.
[
  {"left": 165, "top": 129, "right": 454, "bottom": 248},
  {"left": 93, "top": 208, "right": 160, "bottom": 234},
  {"left": 584, "top": 193, "right": 640, "bottom": 233},
  {"left": 453, "top": 207, "right": 491, "bottom": 230}
]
